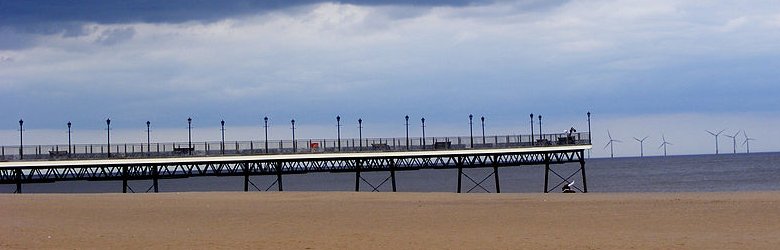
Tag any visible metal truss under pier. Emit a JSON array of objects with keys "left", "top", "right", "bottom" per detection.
[{"left": 0, "top": 145, "right": 591, "bottom": 194}]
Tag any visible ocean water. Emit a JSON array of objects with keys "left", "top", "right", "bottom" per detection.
[{"left": 4, "top": 152, "right": 780, "bottom": 193}]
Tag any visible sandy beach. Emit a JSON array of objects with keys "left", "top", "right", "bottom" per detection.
[{"left": 2, "top": 191, "right": 779, "bottom": 249}]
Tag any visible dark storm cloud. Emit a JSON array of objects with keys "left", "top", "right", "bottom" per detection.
[
  {"left": 0, "top": 0, "right": 486, "bottom": 49},
  {"left": 0, "top": 0, "right": 482, "bottom": 28}
]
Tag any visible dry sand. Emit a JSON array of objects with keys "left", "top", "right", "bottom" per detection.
[{"left": 2, "top": 191, "right": 780, "bottom": 249}]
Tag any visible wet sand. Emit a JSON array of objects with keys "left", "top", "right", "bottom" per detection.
[{"left": 2, "top": 192, "right": 779, "bottom": 249}]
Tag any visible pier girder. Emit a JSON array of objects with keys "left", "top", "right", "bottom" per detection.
[{"left": 1, "top": 147, "right": 588, "bottom": 193}]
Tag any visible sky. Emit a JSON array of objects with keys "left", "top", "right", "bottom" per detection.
[{"left": 1, "top": 0, "right": 779, "bottom": 157}]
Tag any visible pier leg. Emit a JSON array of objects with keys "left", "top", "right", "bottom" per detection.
[
  {"left": 390, "top": 159, "right": 397, "bottom": 192},
  {"left": 457, "top": 167, "right": 463, "bottom": 193},
  {"left": 153, "top": 165, "right": 159, "bottom": 193},
  {"left": 579, "top": 150, "right": 588, "bottom": 193},
  {"left": 122, "top": 166, "right": 128, "bottom": 193},
  {"left": 276, "top": 161, "right": 283, "bottom": 191},
  {"left": 456, "top": 157, "right": 463, "bottom": 193},
  {"left": 544, "top": 154, "right": 550, "bottom": 193},
  {"left": 355, "top": 160, "right": 361, "bottom": 192},
  {"left": 15, "top": 169, "right": 22, "bottom": 194},
  {"left": 493, "top": 156, "right": 501, "bottom": 193},
  {"left": 243, "top": 163, "right": 249, "bottom": 192}
]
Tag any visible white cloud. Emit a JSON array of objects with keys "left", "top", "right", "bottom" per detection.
[{"left": 718, "top": 16, "right": 749, "bottom": 32}]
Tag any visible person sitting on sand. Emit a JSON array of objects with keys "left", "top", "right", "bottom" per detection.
[{"left": 562, "top": 182, "right": 576, "bottom": 193}]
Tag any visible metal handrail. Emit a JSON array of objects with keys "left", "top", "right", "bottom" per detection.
[{"left": 0, "top": 132, "right": 590, "bottom": 161}]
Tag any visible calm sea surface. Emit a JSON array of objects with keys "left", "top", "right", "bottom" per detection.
[{"left": 5, "top": 152, "right": 780, "bottom": 193}]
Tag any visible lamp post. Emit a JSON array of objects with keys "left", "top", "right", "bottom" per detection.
[
  {"left": 18, "top": 119, "right": 23, "bottom": 160},
  {"left": 530, "top": 113, "right": 534, "bottom": 145},
  {"left": 146, "top": 121, "right": 151, "bottom": 156},
  {"left": 336, "top": 115, "right": 341, "bottom": 151},
  {"left": 220, "top": 120, "right": 225, "bottom": 155},
  {"left": 421, "top": 118, "right": 426, "bottom": 149},
  {"left": 358, "top": 118, "right": 363, "bottom": 151},
  {"left": 291, "top": 119, "right": 296, "bottom": 152},
  {"left": 187, "top": 117, "right": 192, "bottom": 153},
  {"left": 405, "top": 115, "right": 409, "bottom": 150},
  {"left": 264, "top": 116, "right": 269, "bottom": 154},
  {"left": 538, "top": 115, "right": 542, "bottom": 143},
  {"left": 67, "top": 121, "right": 72, "bottom": 154},
  {"left": 480, "top": 116, "right": 485, "bottom": 144},
  {"left": 587, "top": 111, "right": 592, "bottom": 158},
  {"left": 587, "top": 112, "right": 591, "bottom": 142},
  {"left": 106, "top": 118, "right": 111, "bottom": 158},
  {"left": 468, "top": 114, "right": 474, "bottom": 148}
]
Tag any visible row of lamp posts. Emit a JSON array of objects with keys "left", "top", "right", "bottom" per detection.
[
  {"left": 16, "top": 116, "right": 435, "bottom": 157},
  {"left": 13, "top": 113, "right": 592, "bottom": 158}
]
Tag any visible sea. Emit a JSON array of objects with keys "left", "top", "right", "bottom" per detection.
[{"left": 4, "top": 151, "right": 780, "bottom": 193}]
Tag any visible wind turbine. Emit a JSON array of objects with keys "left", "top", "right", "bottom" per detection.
[
  {"left": 743, "top": 131, "right": 756, "bottom": 154},
  {"left": 705, "top": 129, "right": 726, "bottom": 155},
  {"left": 724, "top": 131, "right": 741, "bottom": 154},
  {"left": 658, "top": 134, "right": 672, "bottom": 157},
  {"left": 633, "top": 136, "right": 649, "bottom": 157},
  {"left": 604, "top": 130, "right": 621, "bottom": 158}
]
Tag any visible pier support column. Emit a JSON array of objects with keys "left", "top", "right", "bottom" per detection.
[
  {"left": 390, "top": 159, "right": 397, "bottom": 192},
  {"left": 543, "top": 153, "right": 550, "bottom": 193},
  {"left": 243, "top": 163, "right": 250, "bottom": 192},
  {"left": 276, "top": 161, "right": 283, "bottom": 191},
  {"left": 122, "top": 165, "right": 128, "bottom": 193},
  {"left": 579, "top": 150, "right": 588, "bottom": 193},
  {"left": 355, "top": 159, "right": 362, "bottom": 192},
  {"left": 493, "top": 155, "right": 501, "bottom": 193},
  {"left": 152, "top": 165, "right": 159, "bottom": 193},
  {"left": 14, "top": 168, "right": 22, "bottom": 194},
  {"left": 456, "top": 157, "right": 463, "bottom": 193}
]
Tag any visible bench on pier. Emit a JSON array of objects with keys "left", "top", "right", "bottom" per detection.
[
  {"left": 173, "top": 147, "right": 194, "bottom": 154},
  {"left": 434, "top": 142, "right": 451, "bottom": 150},
  {"left": 558, "top": 136, "right": 576, "bottom": 145},
  {"left": 371, "top": 143, "right": 390, "bottom": 150},
  {"left": 536, "top": 139, "right": 550, "bottom": 146},
  {"left": 49, "top": 150, "right": 69, "bottom": 157}
]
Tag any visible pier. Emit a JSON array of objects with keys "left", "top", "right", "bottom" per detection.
[{"left": 1, "top": 130, "right": 591, "bottom": 194}]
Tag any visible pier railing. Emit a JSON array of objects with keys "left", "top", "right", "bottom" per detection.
[{"left": 0, "top": 132, "right": 590, "bottom": 161}]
